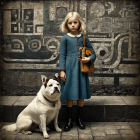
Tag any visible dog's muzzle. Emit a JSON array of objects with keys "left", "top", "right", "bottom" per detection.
[{"left": 53, "top": 87, "right": 60, "bottom": 94}]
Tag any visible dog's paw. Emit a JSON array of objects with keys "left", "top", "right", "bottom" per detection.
[
  {"left": 56, "top": 127, "right": 62, "bottom": 132},
  {"left": 43, "top": 133, "right": 49, "bottom": 139},
  {"left": 26, "top": 131, "right": 32, "bottom": 135},
  {"left": 21, "top": 130, "right": 32, "bottom": 135}
]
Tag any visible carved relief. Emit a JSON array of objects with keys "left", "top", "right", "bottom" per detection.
[{"left": 2, "top": 1, "right": 140, "bottom": 87}]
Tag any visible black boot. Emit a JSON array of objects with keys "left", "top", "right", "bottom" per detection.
[
  {"left": 64, "top": 107, "right": 73, "bottom": 131},
  {"left": 77, "top": 106, "right": 85, "bottom": 129}
]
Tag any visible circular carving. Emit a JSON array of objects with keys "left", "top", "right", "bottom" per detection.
[
  {"left": 100, "top": 50, "right": 106, "bottom": 56},
  {"left": 46, "top": 38, "right": 60, "bottom": 52},
  {"left": 89, "top": 2, "right": 105, "bottom": 17},
  {"left": 11, "top": 39, "right": 24, "bottom": 52},
  {"left": 87, "top": 20, "right": 99, "bottom": 32},
  {"left": 28, "top": 39, "right": 41, "bottom": 52},
  {"left": 56, "top": 7, "right": 67, "bottom": 18},
  {"left": 96, "top": 46, "right": 110, "bottom": 60}
]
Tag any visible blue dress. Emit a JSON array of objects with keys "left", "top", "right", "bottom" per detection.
[{"left": 59, "top": 33, "right": 96, "bottom": 100}]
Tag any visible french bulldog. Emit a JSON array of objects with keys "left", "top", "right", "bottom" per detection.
[{"left": 1, "top": 73, "right": 62, "bottom": 139}]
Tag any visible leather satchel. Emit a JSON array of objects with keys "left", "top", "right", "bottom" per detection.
[{"left": 78, "top": 35, "right": 94, "bottom": 73}]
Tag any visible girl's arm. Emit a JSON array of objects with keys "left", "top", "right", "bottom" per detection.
[
  {"left": 59, "top": 36, "right": 67, "bottom": 81},
  {"left": 59, "top": 36, "right": 67, "bottom": 71},
  {"left": 85, "top": 37, "right": 96, "bottom": 65},
  {"left": 60, "top": 70, "right": 66, "bottom": 81}
]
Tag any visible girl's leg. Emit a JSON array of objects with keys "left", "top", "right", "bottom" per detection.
[
  {"left": 77, "top": 99, "right": 85, "bottom": 129},
  {"left": 77, "top": 99, "right": 84, "bottom": 106},
  {"left": 64, "top": 100, "right": 73, "bottom": 131},
  {"left": 67, "top": 100, "right": 73, "bottom": 107}
]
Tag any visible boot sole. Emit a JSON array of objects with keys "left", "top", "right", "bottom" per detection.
[
  {"left": 76, "top": 123, "right": 85, "bottom": 129},
  {"left": 63, "top": 125, "right": 73, "bottom": 132}
]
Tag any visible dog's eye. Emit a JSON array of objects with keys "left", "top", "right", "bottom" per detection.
[
  {"left": 57, "top": 84, "right": 60, "bottom": 86},
  {"left": 49, "top": 84, "right": 52, "bottom": 86}
]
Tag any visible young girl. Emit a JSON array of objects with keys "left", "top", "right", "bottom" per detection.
[{"left": 59, "top": 12, "right": 96, "bottom": 131}]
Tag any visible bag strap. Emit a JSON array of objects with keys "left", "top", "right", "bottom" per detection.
[{"left": 83, "top": 35, "right": 86, "bottom": 47}]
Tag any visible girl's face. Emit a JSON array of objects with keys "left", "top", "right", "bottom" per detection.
[{"left": 67, "top": 16, "right": 80, "bottom": 34}]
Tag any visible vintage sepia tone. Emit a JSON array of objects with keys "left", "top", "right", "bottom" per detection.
[
  {"left": 0, "top": 0, "right": 140, "bottom": 96},
  {"left": 0, "top": 1, "right": 140, "bottom": 139}
]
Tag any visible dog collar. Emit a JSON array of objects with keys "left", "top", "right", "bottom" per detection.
[{"left": 43, "top": 95, "right": 58, "bottom": 107}]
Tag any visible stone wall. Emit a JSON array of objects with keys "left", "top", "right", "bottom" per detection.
[
  {"left": 0, "top": 2, "right": 3, "bottom": 96},
  {"left": 1, "top": 0, "right": 140, "bottom": 96}
]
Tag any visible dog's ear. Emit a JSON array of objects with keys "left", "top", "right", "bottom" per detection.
[
  {"left": 55, "top": 73, "right": 59, "bottom": 78},
  {"left": 41, "top": 75, "right": 47, "bottom": 85},
  {"left": 54, "top": 73, "right": 61, "bottom": 83}
]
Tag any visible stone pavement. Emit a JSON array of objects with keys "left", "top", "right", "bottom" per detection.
[{"left": 0, "top": 122, "right": 140, "bottom": 140}]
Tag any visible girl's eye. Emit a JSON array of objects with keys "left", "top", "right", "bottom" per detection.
[
  {"left": 68, "top": 22, "right": 72, "bottom": 24},
  {"left": 49, "top": 84, "right": 52, "bottom": 86},
  {"left": 74, "top": 22, "right": 77, "bottom": 24}
]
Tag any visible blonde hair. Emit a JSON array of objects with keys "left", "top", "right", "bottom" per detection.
[{"left": 59, "top": 12, "right": 86, "bottom": 33}]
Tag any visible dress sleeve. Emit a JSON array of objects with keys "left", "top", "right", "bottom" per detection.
[
  {"left": 86, "top": 36, "right": 96, "bottom": 65},
  {"left": 59, "top": 36, "right": 67, "bottom": 71}
]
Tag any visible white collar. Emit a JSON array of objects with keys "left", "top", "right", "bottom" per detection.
[{"left": 67, "top": 33, "right": 81, "bottom": 38}]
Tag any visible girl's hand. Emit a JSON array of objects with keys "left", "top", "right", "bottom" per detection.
[
  {"left": 60, "top": 70, "right": 66, "bottom": 81},
  {"left": 81, "top": 57, "right": 91, "bottom": 63}
]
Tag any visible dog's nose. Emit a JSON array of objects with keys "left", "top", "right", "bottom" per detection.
[{"left": 54, "top": 87, "right": 59, "bottom": 92}]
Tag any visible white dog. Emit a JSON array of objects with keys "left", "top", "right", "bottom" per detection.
[{"left": 1, "top": 73, "right": 62, "bottom": 139}]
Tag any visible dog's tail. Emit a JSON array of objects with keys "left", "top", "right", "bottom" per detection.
[{"left": 1, "top": 123, "right": 17, "bottom": 132}]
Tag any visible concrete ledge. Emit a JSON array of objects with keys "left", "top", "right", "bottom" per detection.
[{"left": 0, "top": 96, "right": 140, "bottom": 122}]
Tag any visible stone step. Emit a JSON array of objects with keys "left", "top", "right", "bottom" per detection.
[{"left": 0, "top": 96, "right": 140, "bottom": 122}]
